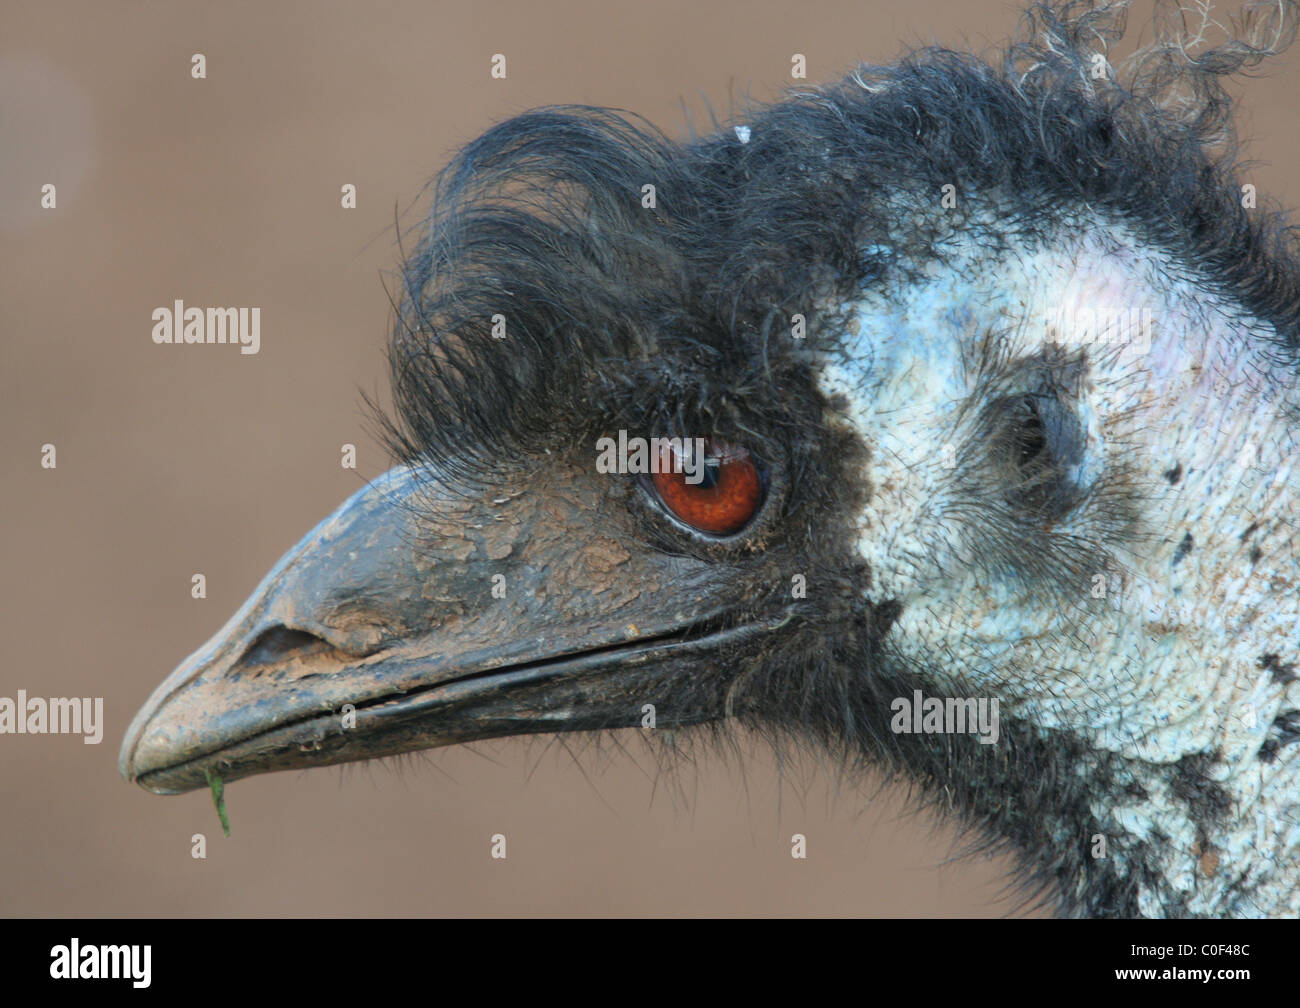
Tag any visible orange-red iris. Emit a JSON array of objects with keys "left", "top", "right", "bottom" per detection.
[{"left": 650, "top": 437, "right": 762, "bottom": 536}]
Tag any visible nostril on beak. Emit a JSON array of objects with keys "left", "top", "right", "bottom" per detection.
[{"left": 240, "top": 625, "right": 333, "bottom": 667}]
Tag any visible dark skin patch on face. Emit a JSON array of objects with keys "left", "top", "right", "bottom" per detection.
[
  {"left": 1258, "top": 653, "right": 1297, "bottom": 686},
  {"left": 1171, "top": 752, "right": 1233, "bottom": 828},
  {"left": 1259, "top": 711, "right": 1300, "bottom": 763},
  {"left": 1172, "top": 531, "right": 1194, "bottom": 567},
  {"left": 1163, "top": 461, "right": 1183, "bottom": 484}
]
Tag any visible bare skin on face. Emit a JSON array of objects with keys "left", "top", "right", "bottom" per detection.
[{"left": 819, "top": 212, "right": 1299, "bottom": 916}]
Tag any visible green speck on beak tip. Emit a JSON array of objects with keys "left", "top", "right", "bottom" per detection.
[{"left": 204, "top": 768, "right": 231, "bottom": 837}]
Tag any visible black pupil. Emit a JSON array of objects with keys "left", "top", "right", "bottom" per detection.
[{"left": 694, "top": 457, "right": 722, "bottom": 490}]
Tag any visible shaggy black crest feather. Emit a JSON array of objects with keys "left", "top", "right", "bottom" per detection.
[
  {"left": 364, "top": 0, "right": 1299, "bottom": 917},
  {"left": 376, "top": 0, "right": 1300, "bottom": 482}
]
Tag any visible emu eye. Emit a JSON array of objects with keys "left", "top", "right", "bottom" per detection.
[{"left": 650, "top": 437, "right": 764, "bottom": 536}]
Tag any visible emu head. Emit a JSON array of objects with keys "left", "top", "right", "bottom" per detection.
[{"left": 121, "top": 1, "right": 1300, "bottom": 917}]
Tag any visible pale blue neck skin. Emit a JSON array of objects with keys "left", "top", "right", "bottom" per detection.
[{"left": 817, "top": 211, "right": 1300, "bottom": 916}]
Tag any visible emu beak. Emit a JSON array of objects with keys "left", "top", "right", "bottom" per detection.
[{"left": 120, "top": 465, "right": 783, "bottom": 795}]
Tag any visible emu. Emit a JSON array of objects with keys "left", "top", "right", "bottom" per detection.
[{"left": 120, "top": 1, "right": 1300, "bottom": 917}]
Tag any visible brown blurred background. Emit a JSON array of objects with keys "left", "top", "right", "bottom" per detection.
[{"left": 1, "top": 0, "right": 1295, "bottom": 918}]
